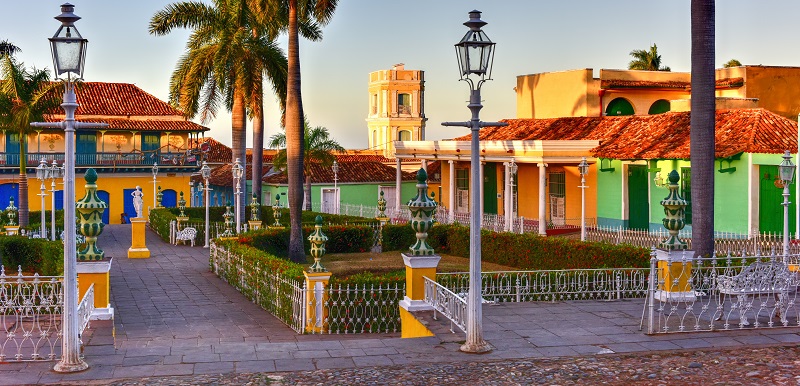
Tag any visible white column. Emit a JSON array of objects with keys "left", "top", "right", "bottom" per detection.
[
  {"left": 538, "top": 163, "right": 547, "bottom": 236},
  {"left": 504, "top": 162, "right": 511, "bottom": 232},
  {"left": 395, "top": 158, "right": 402, "bottom": 213},
  {"left": 422, "top": 159, "right": 428, "bottom": 171},
  {"left": 449, "top": 160, "right": 455, "bottom": 221}
]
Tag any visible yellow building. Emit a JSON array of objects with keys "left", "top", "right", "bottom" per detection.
[
  {"left": 0, "top": 82, "right": 208, "bottom": 225},
  {"left": 367, "top": 64, "right": 427, "bottom": 157},
  {"left": 516, "top": 66, "right": 800, "bottom": 120}
]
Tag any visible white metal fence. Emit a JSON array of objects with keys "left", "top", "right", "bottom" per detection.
[
  {"left": 0, "top": 267, "right": 94, "bottom": 362},
  {"left": 210, "top": 243, "right": 404, "bottom": 334},
  {"left": 424, "top": 277, "right": 466, "bottom": 333},
  {"left": 644, "top": 250, "right": 800, "bottom": 334}
]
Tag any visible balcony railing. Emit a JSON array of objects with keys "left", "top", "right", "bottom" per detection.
[{"left": 1, "top": 152, "right": 197, "bottom": 168}]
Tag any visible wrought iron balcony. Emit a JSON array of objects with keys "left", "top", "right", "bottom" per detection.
[{"left": 0, "top": 152, "right": 199, "bottom": 171}]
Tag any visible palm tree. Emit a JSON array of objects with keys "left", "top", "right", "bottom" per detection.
[
  {"left": 150, "top": 0, "right": 289, "bottom": 224},
  {"left": 690, "top": 0, "right": 715, "bottom": 257},
  {"left": 268, "top": 119, "right": 345, "bottom": 211},
  {"left": 628, "top": 44, "right": 671, "bottom": 71},
  {"left": 0, "top": 40, "right": 21, "bottom": 57},
  {"left": 723, "top": 59, "right": 741, "bottom": 68},
  {"left": 0, "top": 55, "right": 61, "bottom": 227},
  {"left": 251, "top": 0, "right": 338, "bottom": 262}
]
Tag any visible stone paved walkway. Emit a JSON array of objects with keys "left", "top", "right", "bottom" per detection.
[{"left": 2, "top": 224, "right": 800, "bottom": 385}]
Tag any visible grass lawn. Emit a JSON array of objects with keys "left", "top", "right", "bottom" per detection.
[{"left": 311, "top": 251, "right": 520, "bottom": 278}]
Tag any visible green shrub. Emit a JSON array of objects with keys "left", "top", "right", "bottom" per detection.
[
  {"left": 0, "top": 236, "right": 64, "bottom": 276},
  {"left": 381, "top": 223, "right": 650, "bottom": 270},
  {"left": 241, "top": 224, "right": 375, "bottom": 257}
]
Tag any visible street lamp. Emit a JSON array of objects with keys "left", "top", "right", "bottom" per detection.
[
  {"left": 779, "top": 150, "right": 795, "bottom": 258},
  {"left": 441, "top": 10, "right": 506, "bottom": 354},
  {"left": 578, "top": 157, "right": 590, "bottom": 242},
  {"left": 232, "top": 157, "right": 244, "bottom": 233},
  {"left": 29, "top": 3, "right": 107, "bottom": 373},
  {"left": 36, "top": 159, "right": 49, "bottom": 238},
  {"left": 201, "top": 161, "right": 212, "bottom": 248},
  {"left": 49, "top": 160, "right": 63, "bottom": 241},
  {"left": 151, "top": 162, "right": 159, "bottom": 211}
]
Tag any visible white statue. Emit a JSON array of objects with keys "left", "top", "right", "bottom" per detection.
[{"left": 132, "top": 186, "right": 144, "bottom": 218}]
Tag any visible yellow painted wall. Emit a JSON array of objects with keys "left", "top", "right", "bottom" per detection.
[
  {"left": 516, "top": 69, "right": 599, "bottom": 119},
  {"left": 8, "top": 172, "right": 193, "bottom": 225},
  {"left": 724, "top": 66, "right": 800, "bottom": 119},
  {"left": 516, "top": 164, "right": 540, "bottom": 219},
  {"left": 399, "top": 307, "right": 434, "bottom": 338},
  {"left": 77, "top": 271, "right": 109, "bottom": 310}
]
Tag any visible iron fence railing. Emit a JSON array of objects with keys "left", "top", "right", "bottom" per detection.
[
  {"left": 645, "top": 250, "right": 800, "bottom": 334},
  {"left": 424, "top": 277, "right": 466, "bottom": 333}
]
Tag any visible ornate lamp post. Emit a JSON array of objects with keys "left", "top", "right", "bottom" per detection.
[
  {"left": 332, "top": 160, "right": 339, "bottom": 213},
  {"left": 232, "top": 158, "right": 244, "bottom": 234},
  {"left": 441, "top": 10, "right": 506, "bottom": 354},
  {"left": 201, "top": 161, "right": 212, "bottom": 248},
  {"left": 36, "top": 159, "right": 49, "bottom": 238},
  {"left": 779, "top": 150, "right": 796, "bottom": 258},
  {"left": 578, "top": 157, "right": 589, "bottom": 241},
  {"left": 151, "top": 162, "right": 159, "bottom": 211},
  {"left": 29, "top": 3, "right": 108, "bottom": 373},
  {"left": 49, "top": 160, "right": 62, "bottom": 241}
]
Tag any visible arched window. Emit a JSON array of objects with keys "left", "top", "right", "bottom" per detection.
[
  {"left": 605, "top": 98, "right": 635, "bottom": 116},
  {"left": 398, "top": 130, "right": 411, "bottom": 141},
  {"left": 372, "top": 130, "right": 378, "bottom": 148},
  {"left": 648, "top": 99, "right": 670, "bottom": 115}
]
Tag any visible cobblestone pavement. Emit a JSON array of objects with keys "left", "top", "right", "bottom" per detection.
[{"left": 55, "top": 345, "right": 800, "bottom": 385}]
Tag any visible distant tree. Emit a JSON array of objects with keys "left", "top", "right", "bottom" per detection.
[
  {"left": 628, "top": 44, "right": 671, "bottom": 71},
  {"left": 268, "top": 118, "right": 345, "bottom": 211},
  {"left": 0, "top": 56, "right": 61, "bottom": 227},
  {"left": 723, "top": 59, "right": 742, "bottom": 68},
  {"left": 0, "top": 40, "right": 21, "bottom": 57}
]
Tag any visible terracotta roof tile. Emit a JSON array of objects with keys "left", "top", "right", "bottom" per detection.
[
  {"left": 44, "top": 117, "right": 206, "bottom": 132},
  {"left": 455, "top": 109, "right": 797, "bottom": 160},
  {"left": 600, "top": 77, "right": 743, "bottom": 90},
  {"left": 189, "top": 138, "right": 232, "bottom": 163},
  {"left": 262, "top": 161, "right": 415, "bottom": 185},
  {"left": 67, "top": 82, "right": 183, "bottom": 116}
]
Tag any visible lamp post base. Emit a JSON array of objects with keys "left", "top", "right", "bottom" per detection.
[
  {"left": 459, "top": 340, "right": 493, "bottom": 354},
  {"left": 53, "top": 358, "right": 88, "bottom": 373}
]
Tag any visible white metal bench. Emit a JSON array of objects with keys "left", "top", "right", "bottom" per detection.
[
  {"left": 716, "top": 260, "right": 797, "bottom": 325},
  {"left": 175, "top": 227, "right": 197, "bottom": 247}
]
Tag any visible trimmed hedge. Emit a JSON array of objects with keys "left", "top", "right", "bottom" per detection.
[
  {"left": 0, "top": 236, "right": 64, "bottom": 276},
  {"left": 240, "top": 224, "right": 374, "bottom": 258},
  {"left": 381, "top": 223, "right": 650, "bottom": 269}
]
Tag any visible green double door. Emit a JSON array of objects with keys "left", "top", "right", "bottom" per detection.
[
  {"left": 628, "top": 165, "right": 650, "bottom": 230},
  {"left": 759, "top": 165, "right": 796, "bottom": 233}
]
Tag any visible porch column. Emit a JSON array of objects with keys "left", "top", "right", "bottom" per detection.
[
  {"left": 422, "top": 159, "right": 427, "bottom": 171},
  {"left": 479, "top": 162, "right": 484, "bottom": 218},
  {"left": 396, "top": 158, "right": 402, "bottom": 213},
  {"left": 538, "top": 163, "right": 547, "bottom": 235},
  {"left": 504, "top": 162, "right": 511, "bottom": 231},
  {"left": 448, "top": 160, "right": 455, "bottom": 220}
]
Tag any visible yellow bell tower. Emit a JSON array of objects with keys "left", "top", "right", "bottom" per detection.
[{"left": 367, "top": 64, "right": 427, "bottom": 157}]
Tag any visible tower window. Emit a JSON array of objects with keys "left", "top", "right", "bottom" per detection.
[
  {"left": 398, "top": 93, "right": 411, "bottom": 115},
  {"left": 398, "top": 130, "right": 411, "bottom": 141}
]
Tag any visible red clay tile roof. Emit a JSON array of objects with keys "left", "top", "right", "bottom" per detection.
[
  {"left": 189, "top": 138, "right": 232, "bottom": 163},
  {"left": 426, "top": 160, "right": 442, "bottom": 182},
  {"left": 67, "top": 82, "right": 184, "bottom": 116},
  {"left": 592, "top": 109, "right": 797, "bottom": 159},
  {"left": 262, "top": 161, "right": 415, "bottom": 185},
  {"left": 44, "top": 117, "right": 207, "bottom": 132},
  {"left": 600, "top": 77, "right": 744, "bottom": 90},
  {"left": 458, "top": 108, "right": 797, "bottom": 160}
]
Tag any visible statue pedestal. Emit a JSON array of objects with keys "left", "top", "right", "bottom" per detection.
[
  {"left": 654, "top": 249, "right": 696, "bottom": 302},
  {"left": 127, "top": 217, "right": 150, "bottom": 258},
  {"left": 4, "top": 226, "right": 19, "bottom": 236},
  {"left": 303, "top": 271, "right": 331, "bottom": 333},
  {"left": 248, "top": 220, "right": 262, "bottom": 231},
  {"left": 77, "top": 258, "right": 114, "bottom": 320}
]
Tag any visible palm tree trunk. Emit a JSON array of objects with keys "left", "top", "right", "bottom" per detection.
[
  {"left": 304, "top": 174, "right": 311, "bottom": 211},
  {"left": 286, "top": 0, "right": 306, "bottom": 263},
  {"left": 231, "top": 91, "right": 247, "bottom": 226},
  {"left": 252, "top": 107, "right": 264, "bottom": 211},
  {"left": 18, "top": 132, "right": 28, "bottom": 227},
  {"left": 690, "top": 0, "right": 715, "bottom": 257}
]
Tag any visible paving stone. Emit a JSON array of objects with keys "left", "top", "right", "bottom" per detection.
[
  {"left": 274, "top": 358, "right": 316, "bottom": 372},
  {"left": 193, "top": 361, "right": 235, "bottom": 375}
]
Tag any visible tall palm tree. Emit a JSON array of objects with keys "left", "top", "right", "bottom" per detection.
[
  {"left": 0, "top": 40, "right": 21, "bottom": 57},
  {"left": 150, "top": 0, "right": 288, "bottom": 224},
  {"left": 723, "top": 59, "right": 741, "bottom": 68},
  {"left": 252, "top": 0, "right": 338, "bottom": 262},
  {"left": 690, "top": 0, "right": 715, "bottom": 257},
  {"left": 268, "top": 119, "right": 345, "bottom": 210},
  {"left": 628, "top": 44, "right": 671, "bottom": 71},
  {"left": 0, "top": 55, "right": 61, "bottom": 227}
]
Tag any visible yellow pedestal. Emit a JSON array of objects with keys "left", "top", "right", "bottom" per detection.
[
  {"left": 127, "top": 217, "right": 150, "bottom": 258},
  {"left": 655, "top": 249, "right": 695, "bottom": 302},
  {"left": 304, "top": 271, "right": 331, "bottom": 333},
  {"left": 248, "top": 221, "right": 262, "bottom": 231},
  {"left": 398, "top": 254, "right": 441, "bottom": 338},
  {"left": 4, "top": 226, "right": 19, "bottom": 236},
  {"left": 77, "top": 259, "right": 114, "bottom": 320},
  {"left": 176, "top": 216, "right": 189, "bottom": 230},
  {"left": 399, "top": 308, "right": 434, "bottom": 338}
]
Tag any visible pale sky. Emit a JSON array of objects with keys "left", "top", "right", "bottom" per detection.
[{"left": 4, "top": 1, "right": 800, "bottom": 149}]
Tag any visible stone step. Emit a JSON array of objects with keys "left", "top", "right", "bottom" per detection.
[{"left": 411, "top": 310, "right": 465, "bottom": 343}]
